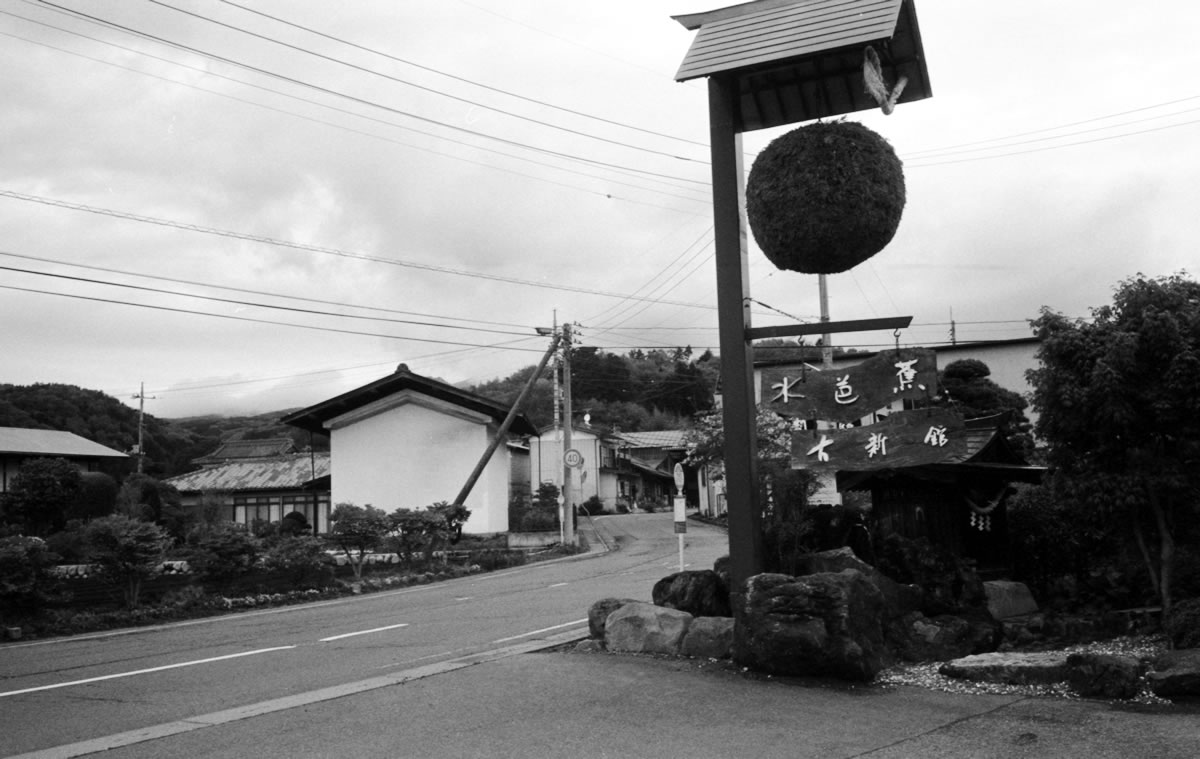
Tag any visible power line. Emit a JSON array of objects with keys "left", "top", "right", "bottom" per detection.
[
  {"left": 0, "top": 283, "right": 549, "bottom": 352},
  {"left": 34, "top": 1, "right": 711, "bottom": 188},
  {"left": 216, "top": 0, "right": 708, "bottom": 149},
  {"left": 0, "top": 249, "right": 537, "bottom": 331},
  {"left": 0, "top": 189, "right": 720, "bottom": 309},
  {"left": 148, "top": 0, "right": 708, "bottom": 164},
  {"left": 0, "top": 262, "right": 536, "bottom": 337}
]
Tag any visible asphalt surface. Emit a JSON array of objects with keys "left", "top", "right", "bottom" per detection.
[{"left": 3, "top": 513, "right": 1197, "bottom": 759}]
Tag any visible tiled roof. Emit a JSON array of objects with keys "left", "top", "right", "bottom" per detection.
[
  {"left": 193, "top": 437, "right": 296, "bottom": 465},
  {"left": 614, "top": 430, "right": 690, "bottom": 450},
  {"left": 166, "top": 453, "right": 330, "bottom": 493},
  {"left": 0, "top": 427, "right": 128, "bottom": 459}
]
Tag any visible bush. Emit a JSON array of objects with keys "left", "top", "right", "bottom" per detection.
[
  {"left": 0, "top": 535, "right": 62, "bottom": 620},
  {"left": 261, "top": 535, "right": 332, "bottom": 587},
  {"left": 83, "top": 515, "right": 173, "bottom": 609},
  {"left": 579, "top": 495, "right": 605, "bottom": 516},
  {"left": 1164, "top": 598, "right": 1200, "bottom": 649},
  {"left": 184, "top": 523, "right": 262, "bottom": 592}
]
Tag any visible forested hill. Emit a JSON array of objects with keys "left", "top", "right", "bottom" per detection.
[{"left": 0, "top": 384, "right": 321, "bottom": 479}]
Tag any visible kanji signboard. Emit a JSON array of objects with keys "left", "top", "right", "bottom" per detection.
[
  {"left": 791, "top": 408, "right": 966, "bottom": 472},
  {"left": 763, "top": 348, "right": 938, "bottom": 424}
]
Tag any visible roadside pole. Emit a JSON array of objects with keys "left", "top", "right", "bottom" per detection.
[{"left": 673, "top": 463, "right": 686, "bottom": 572}]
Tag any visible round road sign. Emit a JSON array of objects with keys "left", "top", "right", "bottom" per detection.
[{"left": 564, "top": 448, "right": 584, "bottom": 468}]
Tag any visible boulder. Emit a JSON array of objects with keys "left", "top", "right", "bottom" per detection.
[
  {"left": 983, "top": 580, "right": 1039, "bottom": 620},
  {"left": 605, "top": 602, "right": 693, "bottom": 655},
  {"left": 1146, "top": 649, "right": 1200, "bottom": 701},
  {"left": 796, "top": 547, "right": 923, "bottom": 620},
  {"left": 588, "top": 597, "right": 638, "bottom": 639},
  {"left": 734, "top": 570, "right": 887, "bottom": 682},
  {"left": 680, "top": 617, "right": 735, "bottom": 659},
  {"left": 939, "top": 651, "right": 1070, "bottom": 686},
  {"left": 892, "top": 612, "right": 973, "bottom": 663},
  {"left": 1065, "top": 653, "right": 1145, "bottom": 700},
  {"left": 652, "top": 570, "right": 731, "bottom": 618}
]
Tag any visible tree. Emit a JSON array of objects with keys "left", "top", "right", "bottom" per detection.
[
  {"left": 0, "top": 535, "right": 62, "bottom": 621},
  {"left": 937, "top": 359, "right": 1034, "bottom": 457},
  {"left": 183, "top": 522, "right": 262, "bottom": 592},
  {"left": 1, "top": 457, "right": 82, "bottom": 536},
  {"left": 328, "top": 503, "right": 391, "bottom": 582},
  {"left": 69, "top": 471, "right": 119, "bottom": 522},
  {"left": 1028, "top": 273, "right": 1200, "bottom": 614},
  {"left": 83, "top": 514, "right": 172, "bottom": 608},
  {"left": 115, "top": 474, "right": 188, "bottom": 539}
]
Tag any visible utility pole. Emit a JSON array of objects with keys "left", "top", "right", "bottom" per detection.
[
  {"left": 560, "top": 322, "right": 576, "bottom": 546},
  {"left": 819, "top": 273, "right": 833, "bottom": 368},
  {"left": 131, "top": 382, "right": 156, "bottom": 474}
]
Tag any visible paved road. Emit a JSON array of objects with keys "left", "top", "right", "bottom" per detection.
[
  {"left": 0, "top": 513, "right": 728, "bottom": 757},
  {"left": 4, "top": 515, "right": 1197, "bottom": 759}
]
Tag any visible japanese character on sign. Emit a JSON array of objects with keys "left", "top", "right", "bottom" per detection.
[
  {"left": 771, "top": 375, "right": 805, "bottom": 403},
  {"left": 807, "top": 435, "right": 833, "bottom": 462},
  {"left": 923, "top": 425, "right": 948, "bottom": 447},
  {"left": 893, "top": 358, "right": 920, "bottom": 393},
  {"left": 865, "top": 433, "right": 888, "bottom": 458},
  {"left": 834, "top": 375, "right": 859, "bottom": 405}
]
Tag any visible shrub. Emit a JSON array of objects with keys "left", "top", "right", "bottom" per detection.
[
  {"left": 184, "top": 523, "right": 262, "bottom": 592},
  {"left": 262, "top": 535, "right": 333, "bottom": 587},
  {"left": 579, "top": 495, "right": 605, "bottom": 516},
  {"left": 1164, "top": 598, "right": 1200, "bottom": 649},
  {"left": 83, "top": 514, "right": 172, "bottom": 609},
  {"left": 0, "top": 535, "right": 62, "bottom": 620}
]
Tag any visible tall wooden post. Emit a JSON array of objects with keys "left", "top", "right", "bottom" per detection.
[{"left": 709, "top": 75, "right": 763, "bottom": 599}]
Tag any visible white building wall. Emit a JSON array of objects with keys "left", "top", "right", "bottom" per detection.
[{"left": 329, "top": 397, "right": 509, "bottom": 534}]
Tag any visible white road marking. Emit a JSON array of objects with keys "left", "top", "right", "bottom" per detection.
[
  {"left": 0, "top": 646, "right": 297, "bottom": 699},
  {"left": 491, "top": 619, "right": 587, "bottom": 644},
  {"left": 548, "top": 582, "right": 568, "bottom": 588},
  {"left": 318, "top": 623, "right": 409, "bottom": 642}
]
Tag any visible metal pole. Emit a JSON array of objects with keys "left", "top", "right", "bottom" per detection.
[
  {"left": 819, "top": 274, "right": 833, "bottom": 368},
  {"left": 708, "top": 75, "right": 762, "bottom": 599},
  {"left": 561, "top": 323, "right": 576, "bottom": 546}
]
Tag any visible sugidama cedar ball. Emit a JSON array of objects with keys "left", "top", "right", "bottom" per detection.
[{"left": 745, "top": 120, "right": 905, "bottom": 275}]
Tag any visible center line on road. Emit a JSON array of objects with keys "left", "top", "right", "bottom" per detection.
[
  {"left": 0, "top": 646, "right": 297, "bottom": 699},
  {"left": 548, "top": 582, "right": 568, "bottom": 588},
  {"left": 319, "top": 623, "right": 409, "bottom": 642}
]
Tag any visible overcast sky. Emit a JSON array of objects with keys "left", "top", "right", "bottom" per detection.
[{"left": 2, "top": 0, "right": 1197, "bottom": 418}]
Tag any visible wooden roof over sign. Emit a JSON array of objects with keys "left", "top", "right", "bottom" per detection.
[{"left": 673, "top": 0, "right": 932, "bottom": 130}]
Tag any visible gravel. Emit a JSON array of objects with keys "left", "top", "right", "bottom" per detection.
[{"left": 876, "top": 635, "right": 1172, "bottom": 704}]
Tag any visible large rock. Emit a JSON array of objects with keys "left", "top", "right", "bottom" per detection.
[
  {"left": 1147, "top": 649, "right": 1200, "bottom": 701},
  {"left": 939, "top": 651, "right": 1070, "bottom": 686},
  {"left": 588, "top": 597, "right": 637, "bottom": 639},
  {"left": 1066, "top": 653, "right": 1145, "bottom": 700},
  {"left": 734, "top": 570, "right": 887, "bottom": 681},
  {"left": 983, "top": 580, "right": 1039, "bottom": 620},
  {"left": 680, "top": 617, "right": 735, "bottom": 659},
  {"left": 605, "top": 602, "right": 693, "bottom": 655},
  {"left": 796, "top": 548, "right": 923, "bottom": 619},
  {"left": 652, "top": 570, "right": 731, "bottom": 618}
]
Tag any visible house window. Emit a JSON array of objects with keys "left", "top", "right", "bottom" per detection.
[
  {"left": 234, "top": 495, "right": 275, "bottom": 525},
  {"left": 282, "top": 494, "right": 316, "bottom": 525}
]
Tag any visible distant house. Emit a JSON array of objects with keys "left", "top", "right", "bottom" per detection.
[
  {"left": 282, "top": 364, "right": 537, "bottom": 535},
  {"left": 165, "top": 452, "right": 331, "bottom": 533},
  {"left": 0, "top": 426, "right": 128, "bottom": 493},
  {"left": 191, "top": 437, "right": 298, "bottom": 468},
  {"left": 530, "top": 426, "right": 698, "bottom": 512}
]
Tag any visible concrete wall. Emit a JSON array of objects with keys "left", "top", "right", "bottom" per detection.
[{"left": 328, "top": 393, "right": 509, "bottom": 534}]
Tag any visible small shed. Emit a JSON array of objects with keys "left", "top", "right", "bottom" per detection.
[{"left": 836, "top": 416, "right": 1045, "bottom": 573}]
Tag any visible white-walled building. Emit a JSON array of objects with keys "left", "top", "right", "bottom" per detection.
[{"left": 282, "top": 365, "right": 537, "bottom": 534}]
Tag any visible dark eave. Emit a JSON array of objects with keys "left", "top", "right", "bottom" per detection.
[{"left": 281, "top": 366, "right": 537, "bottom": 437}]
